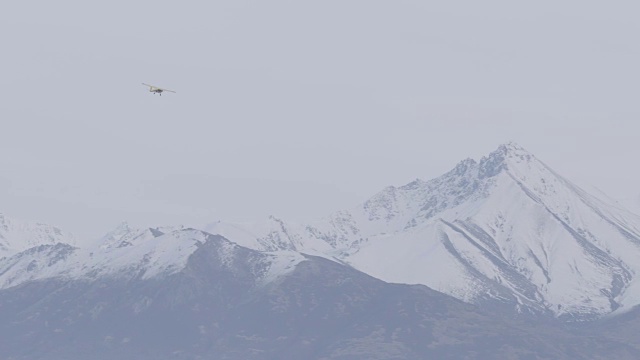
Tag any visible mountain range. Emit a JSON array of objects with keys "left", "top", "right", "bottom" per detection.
[
  {"left": 2, "top": 142, "right": 640, "bottom": 358},
  {"left": 204, "top": 142, "right": 640, "bottom": 319}
]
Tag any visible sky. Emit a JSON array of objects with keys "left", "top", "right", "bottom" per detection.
[{"left": 2, "top": 0, "right": 640, "bottom": 240}]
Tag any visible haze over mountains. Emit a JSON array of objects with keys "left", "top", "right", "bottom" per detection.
[
  {"left": 2, "top": 143, "right": 640, "bottom": 359},
  {"left": 205, "top": 142, "right": 640, "bottom": 319}
]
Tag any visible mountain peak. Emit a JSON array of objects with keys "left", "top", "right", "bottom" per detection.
[
  {"left": 113, "top": 221, "right": 131, "bottom": 232},
  {"left": 499, "top": 141, "right": 526, "bottom": 151},
  {"left": 0, "top": 214, "right": 75, "bottom": 256},
  {"left": 478, "top": 142, "right": 536, "bottom": 178},
  {"left": 491, "top": 142, "right": 533, "bottom": 161}
]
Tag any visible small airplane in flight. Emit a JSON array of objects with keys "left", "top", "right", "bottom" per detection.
[{"left": 142, "top": 83, "right": 176, "bottom": 96}]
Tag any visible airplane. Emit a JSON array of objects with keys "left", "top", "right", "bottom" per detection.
[{"left": 142, "top": 83, "right": 176, "bottom": 96}]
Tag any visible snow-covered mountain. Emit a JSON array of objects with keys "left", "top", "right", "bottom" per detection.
[
  {"left": 1, "top": 228, "right": 638, "bottom": 359},
  {"left": 205, "top": 143, "right": 640, "bottom": 319},
  {"left": 3, "top": 142, "right": 640, "bottom": 321},
  {"left": 0, "top": 226, "right": 304, "bottom": 291},
  {"left": 4, "top": 142, "right": 640, "bottom": 358},
  {"left": 0, "top": 213, "right": 76, "bottom": 257}
]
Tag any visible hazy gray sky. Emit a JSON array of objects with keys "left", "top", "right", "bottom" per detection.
[{"left": 2, "top": 1, "right": 640, "bottom": 239}]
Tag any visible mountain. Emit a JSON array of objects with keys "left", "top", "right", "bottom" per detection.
[
  {"left": 3, "top": 142, "right": 640, "bottom": 357},
  {"left": 205, "top": 143, "right": 640, "bottom": 319},
  {"left": 0, "top": 213, "right": 76, "bottom": 257},
  {"left": 1, "top": 229, "right": 638, "bottom": 359},
  {"left": 0, "top": 226, "right": 303, "bottom": 291}
]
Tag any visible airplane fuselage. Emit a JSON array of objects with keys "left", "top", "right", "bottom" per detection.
[{"left": 142, "top": 83, "right": 174, "bottom": 96}]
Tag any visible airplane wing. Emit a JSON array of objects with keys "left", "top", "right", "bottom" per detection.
[{"left": 141, "top": 83, "right": 176, "bottom": 92}]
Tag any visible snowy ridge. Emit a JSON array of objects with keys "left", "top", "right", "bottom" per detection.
[
  {"left": 0, "top": 227, "right": 306, "bottom": 290},
  {"left": 204, "top": 143, "right": 640, "bottom": 319},
  {"left": 4, "top": 142, "right": 640, "bottom": 320},
  {"left": 0, "top": 213, "right": 76, "bottom": 257},
  {"left": 95, "top": 222, "right": 185, "bottom": 249},
  {"left": 203, "top": 216, "right": 335, "bottom": 256}
]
